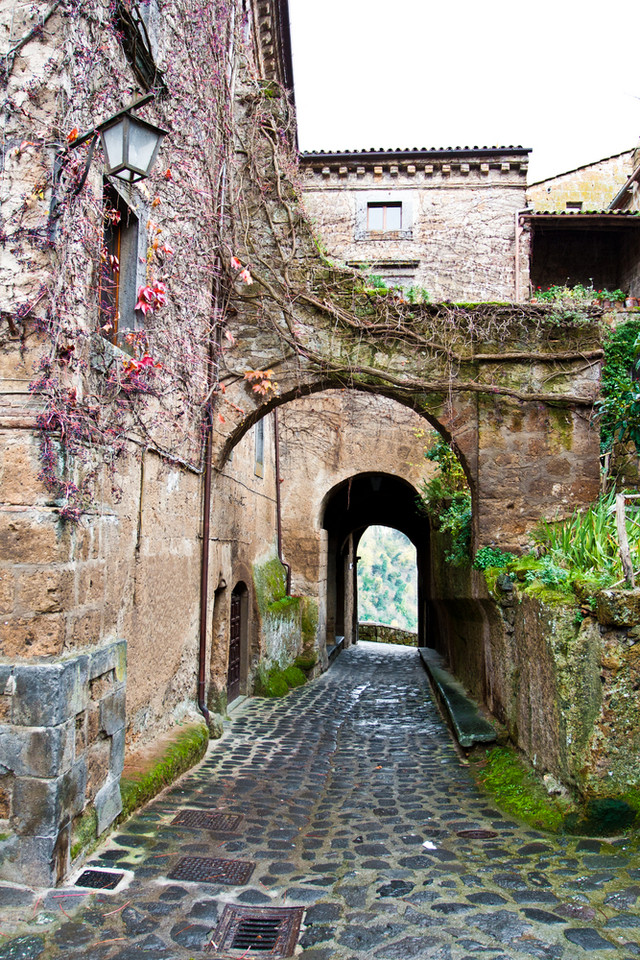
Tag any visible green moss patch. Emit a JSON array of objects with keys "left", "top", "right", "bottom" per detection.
[
  {"left": 119, "top": 723, "right": 209, "bottom": 822},
  {"left": 254, "top": 662, "right": 308, "bottom": 697},
  {"left": 471, "top": 746, "right": 568, "bottom": 833},
  {"left": 70, "top": 807, "right": 98, "bottom": 861},
  {"left": 253, "top": 557, "right": 288, "bottom": 614},
  {"left": 564, "top": 798, "right": 637, "bottom": 836},
  {"left": 294, "top": 653, "right": 318, "bottom": 673},
  {"left": 282, "top": 665, "right": 306, "bottom": 688}
]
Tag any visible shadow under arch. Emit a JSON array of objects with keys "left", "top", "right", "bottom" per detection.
[{"left": 320, "top": 471, "right": 439, "bottom": 654}]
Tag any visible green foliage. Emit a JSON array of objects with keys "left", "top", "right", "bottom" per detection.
[
  {"left": 418, "top": 438, "right": 472, "bottom": 566},
  {"left": 532, "top": 283, "right": 626, "bottom": 304},
  {"left": 254, "top": 662, "right": 307, "bottom": 697},
  {"left": 597, "top": 319, "right": 640, "bottom": 452},
  {"left": 357, "top": 525, "right": 417, "bottom": 631},
  {"left": 473, "top": 546, "right": 516, "bottom": 571},
  {"left": 473, "top": 747, "right": 567, "bottom": 832},
  {"left": 253, "top": 556, "right": 288, "bottom": 614},
  {"left": 405, "top": 284, "right": 431, "bottom": 304},
  {"left": 282, "top": 665, "right": 306, "bottom": 688},
  {"left": 533, "top": 490, "right": 640, "bottom": 586},
  {"left": 294, "top": 653, "right": 318, "bottom": 672},
  {"left": 119, "top": 724, "right": 209, "bottom": 822}
]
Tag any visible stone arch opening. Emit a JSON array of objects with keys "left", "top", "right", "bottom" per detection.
[
  {"left": 356, "top": 525, "right": 418, "bottom": 638},
  {"left": 320, "top": 472, "right": 434, "bottom": 654}
]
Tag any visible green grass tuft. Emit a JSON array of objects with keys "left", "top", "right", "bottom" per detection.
[
  {"left": 119, "top": 724, "right": 209, "bottom": 822},
  {"left": 472, "top": 746, "right": 567, "bottom": 832}
]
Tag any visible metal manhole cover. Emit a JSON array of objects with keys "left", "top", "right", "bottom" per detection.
[
  {"left": 74, "top": 869, "right": 125, "bottom": 890},
  {"left": 456, "top": 829, "right": 499, "bottom": 840},
  {"left": 168, "top": 856, "right": 255, "bottom": 885},
  {"left": 209, "top": 905, "right": 304, "bottom": 956},
  {"left": 171, "top": 809, "right": 244, "bottom": 831}
]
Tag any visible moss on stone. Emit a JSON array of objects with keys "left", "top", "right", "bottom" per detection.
[
  {"left": 269, "top": 596, "right": 299, "bottom": 615},
  {"left": 253, "top": 556, "right": 288, "bottom": 614},
  {"left": 564, "top": 798, "right": 637, "bottom": 836},
  {"left": 254, "top": 665, "right": 289, "bottom": 697},
  {"left": 282, "top": 665, "right": 306, "bottom": 688},
  {"left": 472, "top": 746, "right": 568, "bottom": 832},
  {"left": 119, "top": 723, "right": 209, "bottom": 822},
  {"left": 294, "top": 653, "right": 318, "bottom": 672},
  {"left": 70, "top": 807, "right": 98, "bottom": 861},
  {"left": 301, "top": 597, "right": 319, "bottom": 651}
]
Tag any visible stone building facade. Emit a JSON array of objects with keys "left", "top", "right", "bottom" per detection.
[
  {"left": 301, "top": 146, "right": 531, "bottom": 302},
  {"left": 0, "top": 0, "right": 634, "bottom": 890},
  {"left": 527, "top": 149, "right": 634, "bottom": 213}
]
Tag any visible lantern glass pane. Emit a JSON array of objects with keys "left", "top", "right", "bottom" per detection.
[
  {"left": 101, "top": 119, "right": 125, "bottom": 172},
  {"left": 127, "top": 122, "right": 161, "bottom": 175}
]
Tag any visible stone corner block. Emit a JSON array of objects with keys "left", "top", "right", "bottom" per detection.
[
  {"left": 597, "top": 588, "right": 640, "bottom": 627},
  {"left": 88, "top": 639, "right": 127, "bottom": 683},
  {"left": 95, "top": 777, "right": 123, "bottom": 835},
  {"left": 13, "top": 655, "right": 89, "bottom": 726}
]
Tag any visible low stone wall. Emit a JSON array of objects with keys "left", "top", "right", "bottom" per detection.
[
  {"left": 428, "top": 529, "right": 640, "bottom": 798},
  {"left": 0, "top": 639, "right": 126, "bottom": 886},
  {"left": 359, "top": 622, "right": 418, "bottom": 646}
]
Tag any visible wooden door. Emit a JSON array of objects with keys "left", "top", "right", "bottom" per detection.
[{"left": 227, "top": 590, "right": 241, "bottom": 703}]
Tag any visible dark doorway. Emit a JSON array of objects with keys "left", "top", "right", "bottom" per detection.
[{"left": 227, "top": 586, "right": 243, "bottom": 703}]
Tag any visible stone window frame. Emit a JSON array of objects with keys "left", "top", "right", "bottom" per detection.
[
  {"left": 354, "top": 190, "right": 414, "bottom": 242},
  {"left": 100, "top": 180, "right": 147, "bottom": 349}
]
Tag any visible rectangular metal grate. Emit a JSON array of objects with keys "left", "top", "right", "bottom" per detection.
[
  {"left": 170, "top": 809, "right": 244, "bottom": 832},
  {"left": 74, "top": 869, "right": 125, "bottom": 890},
  {"left": 210, "top": 905, "right": 304, "bottom": 957},
  {"left": 168, "top": 856, "right": 255, "bottom": 885}
]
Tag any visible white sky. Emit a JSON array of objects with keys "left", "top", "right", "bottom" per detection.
[{"left": 287, "top": 0, "right": 640, "bottom": 184}]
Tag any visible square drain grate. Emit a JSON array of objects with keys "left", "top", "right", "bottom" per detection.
[
  {"left": 168, "top": 856, "right": 255, "bottom": 885},
  {"left": 210, "top": 905, "right": 304, "bottom": 956},
  {"left": 74, "top": 869, "right": 125, "bottom": 890},
  {"left": 170, "top": 809, "right": 244, "bottom": 832}
]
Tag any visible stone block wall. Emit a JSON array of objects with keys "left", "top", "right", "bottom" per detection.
[
  {"left": 0, "top": 639, "right": 125, "bottom": 886},
  {"left": 300, "top": 149, "right": 529, "bottom": 302},
  {"left": 527, "top": 150, "right": 634, "bottom": 213}
]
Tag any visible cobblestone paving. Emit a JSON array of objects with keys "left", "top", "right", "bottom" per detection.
[{"left": 2, "top": 641, "right": 640, "bottom": 959}]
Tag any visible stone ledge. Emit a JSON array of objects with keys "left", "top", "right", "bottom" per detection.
[{"left": 419, "top": 646, "right": 497, "bottom": 749}]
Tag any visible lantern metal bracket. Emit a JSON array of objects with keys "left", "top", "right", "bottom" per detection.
[{"left": 48, "top": 93, "right": 157, "bottom": 237}]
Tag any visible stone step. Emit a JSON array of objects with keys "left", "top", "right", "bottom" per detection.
[{"left": 419, "top": 646, "right": 497, "bottom": 748}]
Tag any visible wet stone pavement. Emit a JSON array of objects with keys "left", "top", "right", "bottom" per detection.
[{"left": 2, "top": 641, "right": 640, "bottom": 959}]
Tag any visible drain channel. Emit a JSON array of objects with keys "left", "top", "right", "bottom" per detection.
[
  {"left": 210, "top": 905, "right": 304, "bottom": 957},
  {"left": 171, "top": 809, "right": 244, "bottom": 831},
  {"left": 168, "top": 856, "right": 255, "bottom": 885},
  {"left": 74, "top": 869, "right": 125, "bottom": 890}
]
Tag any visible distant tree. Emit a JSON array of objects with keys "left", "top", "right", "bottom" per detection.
[{"left": 357, "top": 526, "right": 417, "bottom": 631}]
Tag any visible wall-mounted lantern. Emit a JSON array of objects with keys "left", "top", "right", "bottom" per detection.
[
  {"left": 97, "top": 105, "right": 167, "bottom": 183},
  {"left": 49, "top": 93, "right": 168, "bottom": 232}
]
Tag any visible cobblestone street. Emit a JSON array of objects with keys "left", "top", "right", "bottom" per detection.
[{"left": 2, "top": 641, "right": 640, "bottom": 959}]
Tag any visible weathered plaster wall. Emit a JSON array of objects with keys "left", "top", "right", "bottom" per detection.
[{"left": 527, "top": 151, "right": 634, "bottom": 213}]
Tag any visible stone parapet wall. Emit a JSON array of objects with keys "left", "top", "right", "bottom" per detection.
[
  {"left": 527, "top": 151, "right": 634, "bottom": 213},
  {"left": 0, "top": 639, "right": 126, "bottom": 886},
  {"left": 358, "top": 622, "right": 417, "bottom": 646}
]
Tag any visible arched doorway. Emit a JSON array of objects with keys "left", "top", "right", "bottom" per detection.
[
  {"left": 321, "top": 472, "right": 434, "bottom": 653},
  {"left": 227, "top": 582, "right": 248, "bottom": 704}
]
